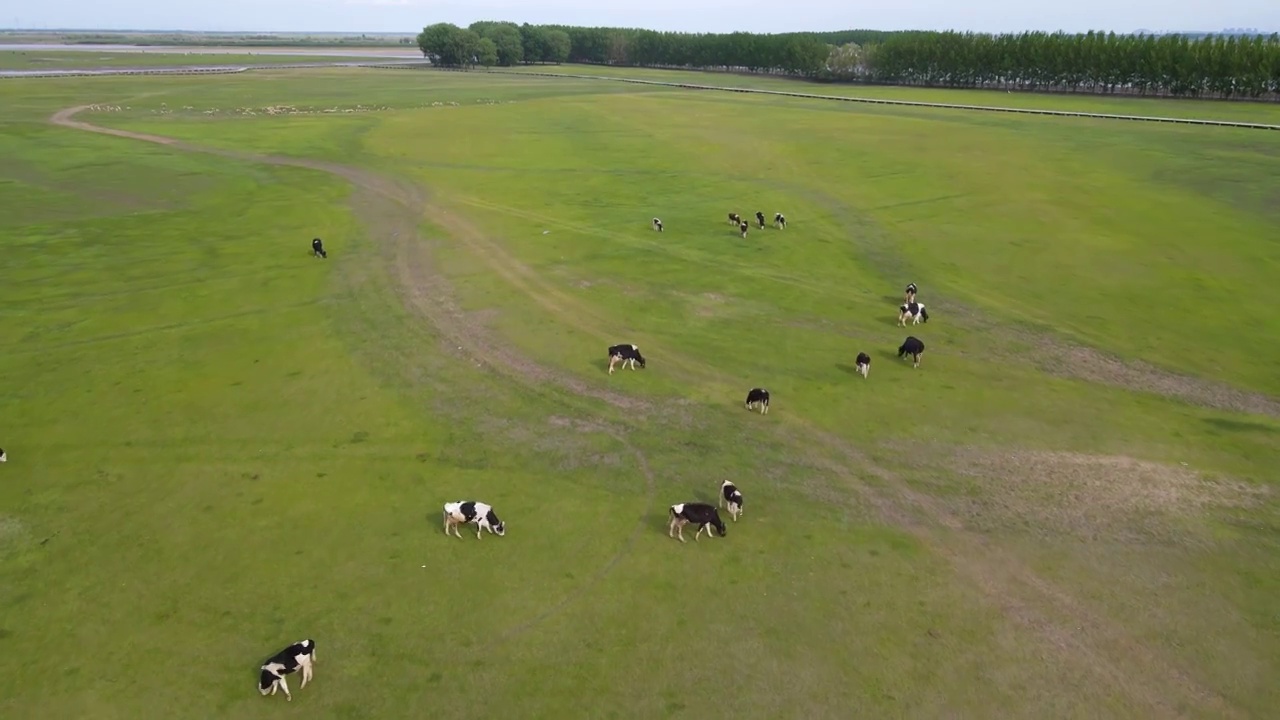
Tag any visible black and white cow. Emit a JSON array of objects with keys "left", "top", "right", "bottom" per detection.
[
  {"left": 719, "top": 480, "right": 744, "bottom": 522},
  {"left": 898, "top": 302, "right": 929, "bottom": 326},
  {"left": 0, "top": 447, "right": 6, "bottom": 463},
  {"left": 311, "top": 238, "right": 327, "bottom": 259},
  {"left": 755, "top": 211, "right": 766, "bottom": 229},
  {"left": 728, "top": 212, "right": 741, "bottom": 226},
  {"left": 904, "top": 282, "right": 917, "bottom": 303},
  {"left": 607, "top": 344, "right": 646, "bottom": 375},
  {"left": 668, "top": 502, "right": 727, "bottom": 543},
  {"left": 774, "top": 213, "right": 787, "bottom": 229},
  {"left": 898, "top": 336, "right": 925, "bottom": 369},
  {"left": 738, "top": 221, "right": 749, "bottom": 239},
  {"left": 258, "top": 639, "right": 316, "bottom": 702},
  {"left": 855, "top": 352, "right": 871, "bottom": 379},
  {"left": 652, "top": 217, "right": 663, "bottom": 232},
  {"left": 745, "top": 387, "right": 770, "bottom": 414},
  {"left": 442, "top": 501, "right": 506, "bottom": 540}
]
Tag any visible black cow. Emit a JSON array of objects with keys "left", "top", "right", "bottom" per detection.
[
  {"left": 898, "top": 336, "right": 925, "bottom": 369},
  {"left": 774, "top": 213, "right": 787, "bottom": 229},
  {"left": 855, "top": 352, "right": 871, "bottom": 379},
  {"left": 719, "top": 480, "right": 744, "bottom": 522},
  {"left": 668, "top": 502, "right": 727, "bottom": 543},
  {"left": 607, "top": 344, "right": 646, "bottom": 375},
  {"left": 755, "top": 211, "right": 766, "bottom": 229},
  {"left": 904, "top": 282, "right": 917, "bottom": 303},
  {"left": 652, "top": 217, "right": 663, "bottom": 232},
  {"left": 745, "top": 387, "right": 770, "bottom": 414},
  {"left": 738, "top": 221, "right": 749, "bottom": 239},
  {"left": 258, "top": 639, "right": 317, "bottom": 701},
  {"left": 728, "top": 212, "right": 741, "bottom": 226},
  {"left": 311, "top": 238, "right": 327, "bottom": 259}
]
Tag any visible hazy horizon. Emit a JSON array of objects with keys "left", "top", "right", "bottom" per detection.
[{"left": 5, "top": 0, "right": 1278, "bottom": 36}]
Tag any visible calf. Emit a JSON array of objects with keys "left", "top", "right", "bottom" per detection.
[
  {"left": 898, "top": 302, "right": 929, "bottom": 326},
  {"left": 739, "top": 221, "right": 749, "bottom": 239},
  {"left": 727, "top": 212, "right": 741, "bottom": 226},
  {"left": 607, "top": 343, "right": 646, "bottom": 375},
  {"left": 258, "top": 639, "right": 316, "bottom": 702},
  {"left": 668, "top": 502, "right": 727, "bottom": 543},
  {"left": 311, "top": 238, "right": 327, "bottom": 259},
  {"left": 652, "top": 217, "right": 663, "bottom": 232},
  {"left": 755, "top": 211, "right": 766, "bottom": 229},
  {"left": 774, "top": 213, "right": 787, "bottom": 229},
  {"left": 898, "top": 336, "right": 925, "bottom": 369},
  {"left": 904, "top": 283, "right": 917, "bottom": 303},
  {"left": 855, "top": 352, "right": 871, "bottom": 378},
  {"left": 0, "top": 447, "right": 6, "bottom": 462},
  {"left": 442, "top": 501, "right": 506, "bottom": 540},
  {"left": 744, "top": 387, "right": 770, "bottom": 414},
  {"left": 719, "top": 480, "right": 744, "bottom": 521}
]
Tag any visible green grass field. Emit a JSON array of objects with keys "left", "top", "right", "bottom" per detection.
[
  {"left": 2, "top": 66, "right": 1278, "bottom": 719},
  {"left": 0, "top": 50, "right": 400, "bottom": 71}
]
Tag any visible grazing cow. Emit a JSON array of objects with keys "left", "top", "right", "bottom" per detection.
[
  {"left": 738, "top": 221, "right": 749, "bottom": 239},
  {"left": 311, "top": 238, "right": 327, "bottom": 259},
  {"left": 258, "top": 639, "right": 316, "bottom": 702},
  {"left": 855, "top": 352, "right": 871, "bottom": 378},
  {"left": 668, "top": 502, "right": 727, "bottom": 543},
  {"left": 755, "top": 211, "right": 766, "bottom": 229},
  {"left": 727, "top": 212, "right": 741, "bottom": 226},
  {"left": 898, "top": 336, "right": 925, "bottom": 368},
  {"left": 442, "top": 501, "right": 506, "bottom": 540},
  {"left": 652, "top": 217, "right": 663, "bottom": 232},
  {"left": 904, "top": 282, "right": 917, "bottom": 303},
  {"left": 607, "top": 343, "right": 646, "bottom": 375},
  {"left": 774, "top": 213, "right": 787, "bottom": 229},
  {"left": 719, "top": 480, "right": 744, "bottom": 521},
  {"left": 898, "top": 302, "right": 929, "bottom": 326},
  {"left": 745, "top": 387, "right": 770, "bottom": 414},
  {"left": 0, "top": 447, "right": 6, "bottom": 462}
]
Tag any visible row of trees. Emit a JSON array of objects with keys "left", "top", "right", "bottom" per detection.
[{"left": 416, "top": 22, "right": 1280, "bottom": 99}]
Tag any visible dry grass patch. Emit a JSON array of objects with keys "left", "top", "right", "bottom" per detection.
[{"left": 887, "top": 442, "right": 1268, "bottom": 544}]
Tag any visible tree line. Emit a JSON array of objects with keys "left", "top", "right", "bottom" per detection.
[{"left": 417, "top": 22, "right": 1280, "bottom": 100}]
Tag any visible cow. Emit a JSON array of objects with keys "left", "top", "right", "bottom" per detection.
[
  {"left": 719, "top": 480, "right": 744, "bottom": 521},
  {"left": 0, "top": 448, "right": 6, "bottom": 462},
  {"left": 855, "top": 352, "right": 871, "bottom": 378},
  {"left": 898, "top": 302, "right": 929, "bottom": 326},
  {"left": 442, "top": 501, "right": 506, "bottom": 540},
  {"left": 652, "top": 217, "right": 663, "bottom": 232},
  {"left": 739, "top": 221, "right": 749, "bottom": 239},
  {"left": 258, "top": 639, "right": 316, "bottom": 702},
  {"left": 607, "top": 344, "right": 646, "bottom": 375},
  {"left": 774, "top": 213, "right": 787, "bottom": 229},
  {"left": 755, "top": 211, "right": 766, "bottom": 229},
  {"left": 668, "top": 503, "right": 727, "bottom": 543},
  {"left": 727, "top": 212, "right": 741, "bottom": 226},
  {"left": 904, "top": 282, "right": 917, "bottom": 303},
  {"left": 745, "top": 387, "right": 770, "bottom": 414},
  {"left": 898, "top": 336, "right": 925, "bottom": 368},
  {"left": 311, "top": 238, "right": 327, "bottom": 259}
]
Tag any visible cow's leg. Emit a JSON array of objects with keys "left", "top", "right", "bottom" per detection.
[
  {"left": 278, "top": 677, "right": 291, "bottom": 701},
  {"left": 301, "top": 661, "right": 312, "bottom": 688},
  {"left": 608, "top": 356, "right": 617, "bottom": 375},
  {"left": 762, "top": 402, "right": 768, "bottom": 415}
]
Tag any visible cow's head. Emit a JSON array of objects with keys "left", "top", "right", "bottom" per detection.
[
  {"left": 712, "top": 517, "right": 727, "bottom": 537},
  {"left": 493, "top": 520, "right": 505, "bottom": 536},
  {"left": 259, "top": 666, "right": 282, "bottom": 695},
  {"left": 919, "top": 308, "right": 929, "bottom": 323}
]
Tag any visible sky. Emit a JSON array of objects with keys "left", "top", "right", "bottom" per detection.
[{"left": 7, "top": 0, "right": 1279, "bottom": 35}]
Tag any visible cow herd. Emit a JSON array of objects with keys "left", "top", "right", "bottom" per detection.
[{"left": 247, "top": 218, "right": 932, "bottom": 701}]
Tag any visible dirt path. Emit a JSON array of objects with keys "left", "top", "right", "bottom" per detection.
[{"left": 48, "top": 105, "right": 1242, "bottom": 716}]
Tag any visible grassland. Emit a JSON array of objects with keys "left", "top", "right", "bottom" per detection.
[
  {"left": 1, "top": 66, "right": 1278, "bottom": 719},
  {"left": 0, "top": 50, "right": 403, "bottom": 71}
]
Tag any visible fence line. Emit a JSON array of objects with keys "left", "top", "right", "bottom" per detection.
[
  {"left": 483, "top": 69, "right": 1280, "bottom": 131},
  {"left": 0, "top": 60, "right": 427, "bottom": 79}
]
